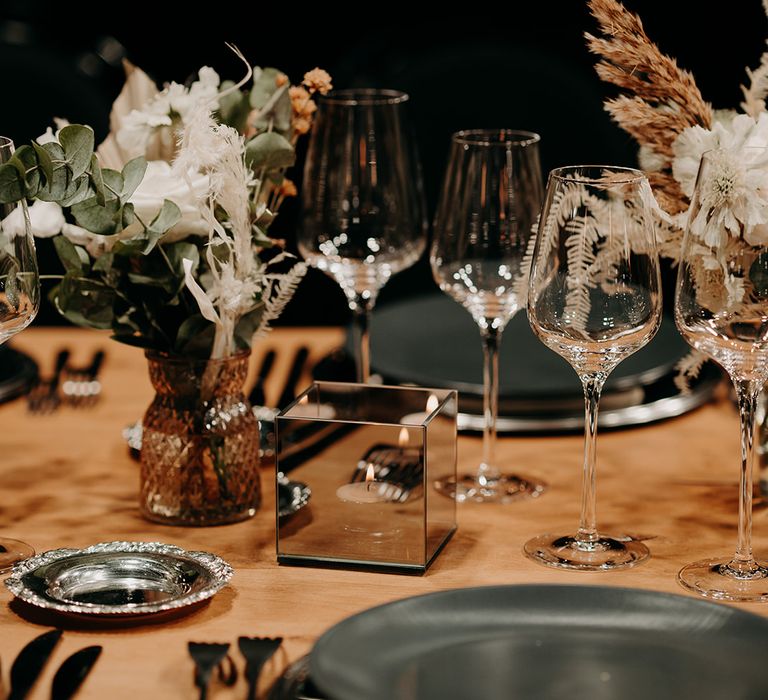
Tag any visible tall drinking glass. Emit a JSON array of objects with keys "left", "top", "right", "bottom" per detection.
[
  {"left": 299, "top": 89, "right": 427, "bottom": 382},
  {"left": 525, "top": 166, "right": 662, "bottom": 570},
  {"left": 675, "top": 147, "right": 768, "bottom": 601},
  {"left": 0, "top": 136, "right": 41, "bottom": 572},
  {"left": 431, "top": 130, "right": 545, "bottom": 503}
]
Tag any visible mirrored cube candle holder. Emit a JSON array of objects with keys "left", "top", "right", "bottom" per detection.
[{"left": 276, "top": 382, "right": 458, "bottom": 574}]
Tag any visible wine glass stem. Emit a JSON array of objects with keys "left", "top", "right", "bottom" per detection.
[
  {"left": 731, "top": 379, "right": 761, "bottom": 573},
  {"left": 578, "top": 374, "right": 606, "bottom": 545},
  {"left": 349, "top": 295, "right": 372, "bottom": 383},
  {"left": 479, "top": 327, "right": 501, "bottom": 483}
]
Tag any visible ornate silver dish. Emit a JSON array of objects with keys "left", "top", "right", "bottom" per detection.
[{"left": 4, "top": 541, "right": 233, "bottom": 616}]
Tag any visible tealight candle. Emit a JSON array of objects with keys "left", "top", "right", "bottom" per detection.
[
  {"left": 336, "top": 465, "right": 403, "bottom": 503},
  {"left": 400, "top": 394, "right": 440, "bottom": 425}
]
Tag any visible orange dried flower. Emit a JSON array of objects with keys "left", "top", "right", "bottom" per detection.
[
  {"left": 275, "top": 73, "right": 289, "bottom": 88},
  {"left": 303, "top": 68, "right": 333, "bottom": 95},
  {"left": 279, "top": 179, "right": 298, "bottom": 197},
  {"left": 293, "top": 117, "right": 312, "bottom": 135}
]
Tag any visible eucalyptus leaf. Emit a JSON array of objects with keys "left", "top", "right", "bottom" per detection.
[
  {"left": 35, "top": 163, "right": 72, "bottom": 202},
  {"left": 89, "top": 154, "right": 106, "bottom": 206},
  {"left": 175, "top": 313, "right": 215, "bottom": 357},
  {"left": 58, "top": 125, "right": 95, "bottom": 179},
  {"left": 102, "top": 169, "right": 124, "bottom": 200},
  {"left": 0, "top": 163, "right": 24, "bottom": 203},
  {"left": 93, "top": 252, "right": 114, "bottom": 273},
  {"left": 217, "top": 82, "right": 252, "bottom": 133},
  {"left": 149, "top": 199, "right": 181, "bottom": 234},
  {"left": 53, "top": 273, "right": 115, "bottom": 329},
  {"left": 251, "top": 225, "right": 274, "bottom": 248},
  {"left": 121, "top": 157, "right": 147, "bottom": 202},
  {"left": 71, "top": 196, "right": 121, "bottom": 235},
  {"left": 249, "top": 67, "right": 281, "bottom": 109},
  {"left": 13, "top": 146, "right": 42, "bottom": 198},
  {"left": 121, "top": 202, "right": 135, "bottom": 230},
  {"left": 32, "top": 141, "right": 54, "bottom": 184},
  {"left": 53, "top": 235, "right": 88, "bottom": 273},
  {"left": 245, "top": 131, "right": 295, "bottom": 171},
  {"left": 58, "top": 175, "right": 93, "bottom": 208}
]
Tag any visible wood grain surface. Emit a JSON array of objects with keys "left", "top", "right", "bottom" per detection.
[{"left": 0, "top": 327, "right": 765, "bottom": 699}]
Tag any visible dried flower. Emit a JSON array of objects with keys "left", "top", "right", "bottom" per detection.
[
  {"left": 289, "top": 86, "right": 317, "bottom": 117},
  {"left": 275, "top": 73, "right": 289, "bottom": 88},
  {"left": 303, "top": 67, "right": 333, "bottom": 95},
  {"left": 279, "top": 179, "right": 298, "bottom": 198},
  {"left": 293, "top": 117, "right": 312, "bottom": 135}
]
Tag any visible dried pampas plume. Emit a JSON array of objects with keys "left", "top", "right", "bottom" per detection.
[{"left": 585, "top": 0, "right": 713, "bottom": 214}]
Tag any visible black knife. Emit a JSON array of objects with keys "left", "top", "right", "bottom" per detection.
[
  {"left": 276, "top": 346, "right": 310, "bottom": 409},
  {"left": 248, "top": 349, "right": 277, "bottom": 407},
  {"left": 8, "top": 629, "right": 63, "bottom": 700},
  {"left": 50, "top": 646, "right": 102, "bottom": 700}
]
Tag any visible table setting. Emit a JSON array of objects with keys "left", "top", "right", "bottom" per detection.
[{"left": 4, "top": 0, "right": 768, "bottom": 697}]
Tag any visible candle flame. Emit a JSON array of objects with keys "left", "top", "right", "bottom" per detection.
[
  {"left": 365, "top": 464, "right": 375, "bottom": 483},
  {"left": 426, "top": 394, "right": 439, "bottom": 413},
  {"left": 398, "top": 427, "right": 410, "bottom": 447},
  {"left": 298, "top": 394, "right": 309, "bottom": 405}
]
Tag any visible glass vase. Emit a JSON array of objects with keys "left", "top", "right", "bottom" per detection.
[{"left": 140, "top": 351, "right": 261, "bottom": 526}]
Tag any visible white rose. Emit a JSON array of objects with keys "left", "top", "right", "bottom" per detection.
[
  {"left": 3, "top": 200, "right": 65, "bottom": 238},
  {"left": 130, "top": 160, "right": 210, "bottom": 242}
]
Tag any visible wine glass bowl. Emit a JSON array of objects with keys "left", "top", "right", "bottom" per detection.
[
  {"left": 431, "top": 129, "right": 546, "bottom": 503},
  {"left": 299, "top": 89, "right": 426, "bottom": 382},
  {"left": 675, "top": 147, "right": 768, "bottom": 601},
  {"left": 0, "top": 135, "right": 40, "bottom": 572},
  {"left": 525, "top": 165, "right": 662, "bottom": 570}
]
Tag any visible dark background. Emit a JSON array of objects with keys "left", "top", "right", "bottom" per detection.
[{"left": 0, "top": 0, "right": 765, "bottom": 326}]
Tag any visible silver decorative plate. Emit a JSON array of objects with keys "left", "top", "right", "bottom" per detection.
[{"left": 4, "top": 541, "right": 233, "bottom": 616}]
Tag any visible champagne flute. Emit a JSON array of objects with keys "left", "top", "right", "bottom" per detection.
[
  {"left": 431, "top": 129, "right": 545, "bottom": 503},
  {"left": 675, "top": 147, "right": 768, "bottom": 601},
  {"left": 299, "top": 89, "right": 427, "bottom": 383},
  {"left": 525, "top": 165, "right": 661, "bottom": 570},
  {"left": 0, "top": 136, "right": 41, "bottom": 572}
]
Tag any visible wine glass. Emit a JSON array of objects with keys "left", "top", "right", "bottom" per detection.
[
  {"left": 0, "top": 136, "right": 41, "bottom": 572},
  {"left": 299, "top": 89, "right": 427, "bottom": 383},
  {"left": 675, "top": 147, "right": 768, "bottom": 601},
  {"left": 431, "top": 129, "right": 545, "bottom": 503},
  {"left": 525, "top": 165, "right": 662, "bottom": 570}
]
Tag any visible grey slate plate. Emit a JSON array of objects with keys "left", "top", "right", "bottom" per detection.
[{"left": 310, "top": 584, "right": 768, "bottom": 700}]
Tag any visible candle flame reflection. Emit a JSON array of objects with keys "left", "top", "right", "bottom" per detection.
[{"left": 426, "top": 394, "right": 439, "bottom": 413}]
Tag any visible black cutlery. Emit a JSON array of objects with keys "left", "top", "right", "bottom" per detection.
[
  {"left": 27, "top": 350, "right": 70, "bottom": 414},
  {"left": 8, "top": 629, "right": 63, "bottom": 700},
  {"left": 276, "top": 347, "right": 310, "bottom": 409},
  {"left": 188, "top": 642, "right": 230, "bottom": 700},
  {"left": 239, "top": 636, "right": 283, "bottom": 700},
  {"left": 50, "top": 646, "right": 102, "bottom": 700},
  {"left": 248, "top": 349, "right": 277, "bottom": 406}
]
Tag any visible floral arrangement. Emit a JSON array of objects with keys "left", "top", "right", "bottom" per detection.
[
  {"left": 0, "top": 49, "right": 332, "bottom": 359},
  {"left": 585, "top": 0, "right": 768, "bottom": 384}
]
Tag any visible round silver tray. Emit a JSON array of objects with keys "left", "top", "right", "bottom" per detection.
[{"left": 4, "top": 541, "right": 233, "bottom": 616}]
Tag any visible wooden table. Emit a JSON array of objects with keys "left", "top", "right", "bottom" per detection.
[{"left": 0, "top": 327, "right": 765, "bottom": 699}]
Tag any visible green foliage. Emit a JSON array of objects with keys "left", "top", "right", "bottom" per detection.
[{"left": 245, "top": 132, "right": 295, "bottom": 171}]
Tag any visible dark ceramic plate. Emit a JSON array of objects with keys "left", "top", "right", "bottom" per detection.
[
  {"left": 310, "top": 584, "right": 768, "bottom": 700},
  {"left": 370, "top": 295, "right": 687, "bottom": 399}
]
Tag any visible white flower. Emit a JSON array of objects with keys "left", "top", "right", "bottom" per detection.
[
  {"left": 130, "top": 161, "right": 210, "bottom": 241},
  {"left": 4, "top": 200, "right": 65, "bottom": 238},
  {"left": 673, "top": 112, "right": 768, "bottom": 197},
  {"left": 689, "top": 147, "right": 768, "bottom": 243},
  {"left": 114, "top": 67, "right": 221, "bottom": 160}
]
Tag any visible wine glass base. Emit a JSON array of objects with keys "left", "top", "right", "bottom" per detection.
[
  {"left": 434, "top": 472, "right": 546, "bottom": 504},
  {"left": 678, "top": 558, "right": 768, "bottom": 602},
  {"left": 0, "top": 537, "right": 34, "bottom": 573},
  {"left": 524, "top": 533, "right": 650, "bottom": 571}
]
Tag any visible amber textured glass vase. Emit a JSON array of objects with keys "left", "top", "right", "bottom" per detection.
[{"left": 140, "top": 351, "right": 261, "bottom": 526}]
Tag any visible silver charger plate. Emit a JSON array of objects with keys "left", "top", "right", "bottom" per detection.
[
  {"left": 310, "top": 584, "right": 768, "bottom": 700},
  {"left": 4, "top": 541, "right": 233, "bottom": 616}
]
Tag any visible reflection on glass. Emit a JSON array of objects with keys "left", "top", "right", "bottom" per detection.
[
  {"left": 299, "top": 90, "right": 427, "bottom": 382},
  {"left": 431, "top": 129, "right": 545, "bottom": 503},
  {"left": 0, "top": 136, "right": 41, "bottom": 572},
  {"left": 525, "top": 165, "right": 662, "bottom": 571},
  {"left": 276, "top": 383, "right": 456, "bottom": 572}
]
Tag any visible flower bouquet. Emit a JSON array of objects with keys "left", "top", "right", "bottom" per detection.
[
  {"left": 0, "top": 50, "right": 332, "bottom": 524},
  {"left": 586, "top": 0, "right": 768, "bottom": 386}
]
